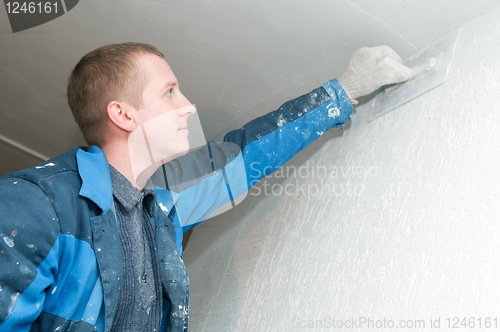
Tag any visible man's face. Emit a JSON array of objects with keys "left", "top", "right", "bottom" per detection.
[{"left": 130, "top": 53, "right": 194, "bottom": 161}]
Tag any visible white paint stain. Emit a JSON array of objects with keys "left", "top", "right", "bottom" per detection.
[
  {"left": 159, "top": 202, "right": 169, "bottom": 212},
  {"left": 7, "top": 293, "right": 20, "bottom": 316},
  {"left": 35, "top": 162, "right": 55, "bottom": 169},
  {"left": 3, "top": 236, "right": 14, "bottom": 247},
  {"left": 52, "top": 286, "right": 58, "bottom": 294},
  {"left": 277, "top": 114, "right": 287, "bottom": 127},
  {"left": 328, "top": 107, "right": 340, "bottom": 118},
  {"left": 20, "top": 265, "right": 31, "bottom": 274}
]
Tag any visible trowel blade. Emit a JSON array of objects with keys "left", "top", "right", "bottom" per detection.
[{"left": 369, "top": 28, "right": 461, "bottom": 122}]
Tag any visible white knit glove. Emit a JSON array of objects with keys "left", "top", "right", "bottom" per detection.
[{"left": 338, "top": 45, "right": 412, "bottom": 104}]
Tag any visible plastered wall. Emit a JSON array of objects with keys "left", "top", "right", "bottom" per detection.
[{"left": 183, "top": 7, "right": 500, "bottom": 331}]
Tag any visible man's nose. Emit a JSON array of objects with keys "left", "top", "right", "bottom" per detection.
[{"left": 178, "top": 92, "right": 196, "bottom": 116}]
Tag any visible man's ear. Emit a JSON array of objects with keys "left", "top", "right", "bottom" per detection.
[{"left": 107, "top": 101, "right": 137, "bottom": 132}]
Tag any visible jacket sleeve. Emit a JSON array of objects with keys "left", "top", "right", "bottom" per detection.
[
  {"left": 155, "top": 79, "right": 353, "bottom": 230},
  {"left": 0, "top": 178, "right": 60, "bottom": 331},
  {"left": 223, "top": 79, "right": 352, "bottom": 188}
]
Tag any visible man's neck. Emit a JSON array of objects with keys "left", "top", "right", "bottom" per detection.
[
  {"left": 101, "top": 139, "right": 164, "bottom": 190},
  {"left": 101, "top": 140, "right": 144, "bottom": 190}
]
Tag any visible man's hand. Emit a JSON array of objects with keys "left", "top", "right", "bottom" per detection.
[{"left": 339, "top": 45, "right": 412, "bottom": 104}]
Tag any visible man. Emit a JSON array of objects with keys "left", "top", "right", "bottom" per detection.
[{"left": 0, "top": 42, "right": 411, "bottom": 331}]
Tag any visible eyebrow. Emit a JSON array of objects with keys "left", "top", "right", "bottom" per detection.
[{"left": 161, "top": 82, "right": 177, "bottom": 93}]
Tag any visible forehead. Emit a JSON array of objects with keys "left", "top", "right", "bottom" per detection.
[{"left": 137, "top": 53, "right": 177, "bottom": 88}]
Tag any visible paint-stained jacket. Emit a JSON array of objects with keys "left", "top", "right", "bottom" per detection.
[{"left": 0, "top": 79, "right": 352, "bottom": 332}]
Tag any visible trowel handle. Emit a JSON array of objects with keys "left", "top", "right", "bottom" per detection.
[
  {"left": 377, "top": 56, "right": 413, "bottom": 85},
  {"left": 378, "top": 55, "right": 440, "bottom": 82}
]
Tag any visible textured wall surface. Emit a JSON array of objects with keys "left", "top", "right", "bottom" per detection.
[{"left": 183, "top": 7, "right": 500, "bottom": 332}]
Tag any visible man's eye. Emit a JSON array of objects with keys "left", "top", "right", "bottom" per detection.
[{"left": 166, "top": 89, "right": 173, "bottom": 96}]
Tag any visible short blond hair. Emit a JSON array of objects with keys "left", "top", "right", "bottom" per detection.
[{"left": 67, "top": 42, "right": 164, "bottom": 146}]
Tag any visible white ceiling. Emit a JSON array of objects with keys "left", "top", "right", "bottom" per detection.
[{"left": 1, "top": 0, "right": 499, "bottom": 175}]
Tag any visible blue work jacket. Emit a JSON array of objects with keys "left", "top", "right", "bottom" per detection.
[{"left": 0, "top": 80, "right": 352, "bottom": 332}]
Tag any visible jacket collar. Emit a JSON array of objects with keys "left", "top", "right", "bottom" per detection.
[
  {"left": 76, "top": 145, "right": 179, "bottom": 215},
  {"left": 76, "top": 145, "right": 114, "bottom": 214}
]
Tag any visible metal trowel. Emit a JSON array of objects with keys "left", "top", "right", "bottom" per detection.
[{"left": 369, "top": 28, "right": 461, "bottom": 121}]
